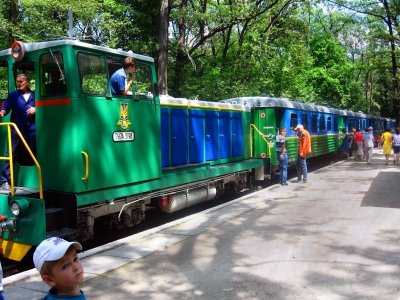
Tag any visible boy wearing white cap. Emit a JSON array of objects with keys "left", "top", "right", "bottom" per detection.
[{"left": 33, "top": 237, "right": 86, "bottom": 299}]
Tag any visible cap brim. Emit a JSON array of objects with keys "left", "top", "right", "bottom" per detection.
[{"left": 46, "top": 241, "right": 82, "bottom": 262}]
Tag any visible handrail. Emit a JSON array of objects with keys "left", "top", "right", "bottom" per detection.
[
  {"left": 250, "top": 124, "right": 272, "bottom": 158},
  {"left": 81, "top": 151, "right": 89, "bottom": 180},
  {"left": 0, "top": 122, "right": 43, "bottom": 199},
  {"left": 161, "top": 103, "right": 244, "bottom": 112}
]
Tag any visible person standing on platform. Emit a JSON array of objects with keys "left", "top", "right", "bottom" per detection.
[
  {"left": 353, "top": 128, "right": 363, "bottom": 161},
  {"left": 382, "top": 128, "right": 392, "bottom": 165},
  {"left": 338, "top": 128, "right": 350, "bottom": 159},
  {"left": 391, "top": 127, "right": 400, "bottom": 165},
  {"left": 363, "top": 127, "right": 374, "bottom": 165},
  {"left": 33, "top": 237, "right": 86, "bottom": 300},
  {"left": 268, "top": 128, "right": 288, "bottom": 186},
  {"left": 0, "top": 74, "right": 36, "bottom": 190},
  {"left": 293, "top": 124, "right": 311, "bottom": 183}
]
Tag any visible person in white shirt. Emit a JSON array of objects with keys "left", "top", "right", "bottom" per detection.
[{"left": 363, "top": 127, "right": 374, "bottom": 165}]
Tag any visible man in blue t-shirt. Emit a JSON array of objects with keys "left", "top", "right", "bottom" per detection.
[{"left": 110, "top": 57, "right": 136, "bottom": 96}]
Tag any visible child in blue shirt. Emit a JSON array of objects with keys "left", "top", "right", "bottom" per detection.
[{"left": 33, "top": 237, "right": 86, "bottom": 300}]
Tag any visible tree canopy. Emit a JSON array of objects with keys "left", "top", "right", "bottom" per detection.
[{"left": 0, "top": 0, "right": 399, "bottom": 123}]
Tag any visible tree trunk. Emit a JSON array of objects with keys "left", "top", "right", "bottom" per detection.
[
  {"left": 383, "top": 0, "right": 399, "bottom": 124},
  {"left": 173, "top": 0, "right": 188, "bottom": 97},
  {"left": 157, "top": 0, "right": 170, "bottom": 95},
  {"left": 8, "top": 0, "right": 19, "bottom": 43}
]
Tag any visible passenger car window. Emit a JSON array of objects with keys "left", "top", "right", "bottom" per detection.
[
  {"left": 311, "top": 114, "right": 317, "bottom": 132},
  {"left": 320, "top": 115, "right": 325, "bottom": 132}
]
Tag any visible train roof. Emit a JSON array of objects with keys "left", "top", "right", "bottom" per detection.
[
  {"left": 220, "top": 96, "right": 395, "bottom": 121},
  {"left": 0, "top": 49, "right": 8, "bottom": 56},
  {"left": 0, "top": 39, "right": 154, "bottom": 63},
  {"left": 338, "top": 110, "right": 367, "bottom": 118},
  {"left": 339, "top": 110, "right": 395, "bottom": 121},
  {"left": 220, "top": 96, "right": 341, "bottom": 114},
  {"left": 160, "top": 95, "right": 251, "bottom": 112}
]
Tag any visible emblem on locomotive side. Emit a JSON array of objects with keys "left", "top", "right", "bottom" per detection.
[{"left": 117, "top": 103, "right": 132, "bottom": 130}]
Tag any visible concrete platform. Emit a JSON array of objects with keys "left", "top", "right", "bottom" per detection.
[{"left": 3, "top": 149, "right": 400, "bottom": 299}]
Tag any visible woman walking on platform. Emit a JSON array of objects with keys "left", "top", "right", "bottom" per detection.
[
  {"left": 382, "top": 128, "right": 392, "bottom": 165},
  {"left": 353, "top": 128, "right": 363, "bottom": 161},
  {"left": 391, "top": 127, "right": 400, "bottom": 165}
]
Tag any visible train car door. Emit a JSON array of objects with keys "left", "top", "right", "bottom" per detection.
[
  {"left": 232, "top": 112, "right": 243, "bottom": 157},
  {"left": 205, "top": 111, "right": 219, "bottom": 161},
  {"left": 171, "top": 109, "right": 188, "bottom": 166},
  {"left": 219, "top": 111, "right": 231, "bottom": 159},
  {"left": 189, "top": 110, "right": 205, "bottom": 163}
]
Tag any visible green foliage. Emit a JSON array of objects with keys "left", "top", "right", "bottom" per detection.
[
  {"left": 0, "top": 0, "right": 396, "bottom": 121},
  {"left": 0, "top": 62, "right": 9, "bottom": 99}
]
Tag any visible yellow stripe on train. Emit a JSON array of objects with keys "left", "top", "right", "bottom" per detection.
[{"left": 0, "top": 238, "right": 32, "bottom": 261}]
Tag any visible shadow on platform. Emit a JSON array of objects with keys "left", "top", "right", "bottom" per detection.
[{"left": 361, "top": 171, "right": 400, "bottom": 209}]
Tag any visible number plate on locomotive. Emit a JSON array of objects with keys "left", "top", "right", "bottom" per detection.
[{"left": 113, "top": 131, "right": 135, "bottom": 142}]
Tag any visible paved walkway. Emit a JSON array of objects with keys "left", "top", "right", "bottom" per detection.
[{"left": 4, "top": 149, "right": 400, "bottom": 299}]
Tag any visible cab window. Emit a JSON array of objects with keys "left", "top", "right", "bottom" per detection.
[
  {"left": 107, "top": 57, "right": 155, "bottom": 100},
  {"left": 40, "top": 51, "right": 67, "bottom": 97},
  {"left": 77, "top": 52, "right": 108, "bottom": 95}
]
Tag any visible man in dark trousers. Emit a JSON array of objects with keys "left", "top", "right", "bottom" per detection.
[
  {"left": 293, "top": 124, "right": 311, "bottom": 183},
  {"left": 0, "top": 74, "right": 36, "bottom": 190},
  {"left": 268, "top": 128, "right": 288, "bottom": 186}
]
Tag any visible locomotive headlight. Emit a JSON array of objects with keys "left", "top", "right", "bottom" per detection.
[
  {"left": 11, "top": 41, "right": 26, "bottom": 61},
  {"left": 10, "top": 199, "right": 30, "bottom": 216}
]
